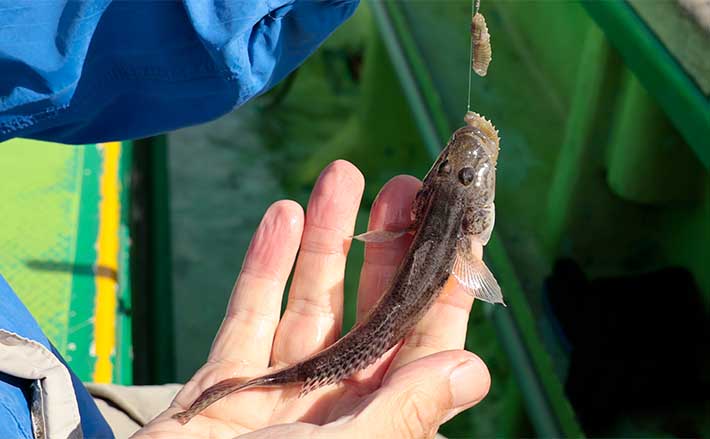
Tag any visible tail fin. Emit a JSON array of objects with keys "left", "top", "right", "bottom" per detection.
[{"left": 172, "top": 377, "right": 257, "bottom": 425}]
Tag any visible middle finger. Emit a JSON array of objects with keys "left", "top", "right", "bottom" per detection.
[{"left": 271, "top": 160, "right": 364, "bottom": 365}]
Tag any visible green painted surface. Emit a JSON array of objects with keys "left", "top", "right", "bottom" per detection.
[
  {"left": 116, "top": 142, "right": 134, "bottom": 385},
  {"left": 66, "top": 146, "right": 101, "bottom": 380},
  {"left": 582, "top": 0, "right": 710, "bottom": 169},
  {"left": 0, "top": 140, "right": 132, "bottom": 383},
  {"left": 153, "top": 139, "right": 175, "bottom": 384},
  {"left": 0, "top": 140, "right": 93, "bottom": 357},
  {"left": 628, "top": 0, "right": 710, "bottom": 95},
  {"left": 545, "top": 25, "right": 609, "bottom": 253},
  {"left": 607, "top": 73, "right": 706, "bottom": 204}
]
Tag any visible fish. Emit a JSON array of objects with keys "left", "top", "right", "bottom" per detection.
[
  {"left": 472, "top": 12, "right": 492, "bottom": 76},
  {"left": 173, "top": 111, "right": 505, "bottom": 425}
]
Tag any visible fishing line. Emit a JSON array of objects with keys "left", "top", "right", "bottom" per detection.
[{"left": 467, "top": 0, "right": 480, "bottom": 112}]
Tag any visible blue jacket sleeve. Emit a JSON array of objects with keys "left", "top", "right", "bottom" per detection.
[
  {"left": 0, "top": 276, "right": 113, "bottom": 438},
  {"left": 0, "top": 0, "right": 358, "bottom": 144}
]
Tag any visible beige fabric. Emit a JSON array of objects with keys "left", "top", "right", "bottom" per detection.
[
  {"left": 91, "top": 398, "right": 143, "bottom": 439},
  {"left": 678, "top": 0, "right": 710, "bottom": 33},
  {"left": 85, "top": 383, "right": 181, "bottom": 438},
  {"left": 628, "top": 0, "right": 710, "bottom": 95},
  {"left": 0, "top": 329, "right": 82, "bottom": 438},
  {"left": 86, "top": 383, "right": 450, "bottom": 439}
]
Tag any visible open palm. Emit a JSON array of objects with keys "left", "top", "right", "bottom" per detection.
[{"left": 133, "top": 161, "right": 490, "bottom": 439}]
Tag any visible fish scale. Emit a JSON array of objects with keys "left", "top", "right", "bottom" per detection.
[{"left": 301, "top": 316, "right": 400, "bottom": 396}]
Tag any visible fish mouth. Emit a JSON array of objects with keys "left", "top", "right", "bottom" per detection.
[{"left": 463, "top": 111, "right": 500, "bottom": 161}]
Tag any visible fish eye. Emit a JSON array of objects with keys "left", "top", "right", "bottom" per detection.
[
  {"left": 458, "top": 167, "right": 475, "bottom": 186},
  {"left": 438, "top": 160, "right": 451, "bottom": 175}
]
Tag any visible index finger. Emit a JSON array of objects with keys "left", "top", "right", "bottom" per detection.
[{"left": 208, "top": 200, "right": 304, "bottom": 367}]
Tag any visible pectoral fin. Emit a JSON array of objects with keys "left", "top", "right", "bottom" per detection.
[
  {"left": 452, "top": 241, "right": 505, "bottom": 306},
  {"left": 353, "top": 229, "right": 409, "bottom": 243}
]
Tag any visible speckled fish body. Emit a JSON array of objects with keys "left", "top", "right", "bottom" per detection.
[{"left": 173, "top": 112, "right": 505, "bottom": 425}]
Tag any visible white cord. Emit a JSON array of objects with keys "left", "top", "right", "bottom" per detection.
[{"left": 467, "top": 0, "right": 479, "bottom": 112}]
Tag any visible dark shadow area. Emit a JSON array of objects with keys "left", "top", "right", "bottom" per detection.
[
  {"left": 545, "top": 258, "right": 710, "bottom": 437},
  {"left": 129, "top": 138, "right": 175, "bottom": 385},
  {"left": 25, "top": 260, "right": 118, "bottom": 281},
  {"left": 129, "top": 140, "right": 153, "bottom": 385}
]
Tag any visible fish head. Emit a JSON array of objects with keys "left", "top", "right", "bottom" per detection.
[{"left": 424, "top": 112, "right": 500, "bottom": 207}]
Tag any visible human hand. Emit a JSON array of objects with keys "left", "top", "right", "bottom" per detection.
[{"left": 133, "top": 160, "right": 490, "bottom": 439}]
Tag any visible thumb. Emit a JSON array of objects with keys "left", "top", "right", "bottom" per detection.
[{"left": 348, "top": 350, "right": 491, "bottom": 439}]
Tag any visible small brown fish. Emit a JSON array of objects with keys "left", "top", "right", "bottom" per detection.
[
  {"left": 472, "top": 12, "right": 492, "bottom": 76},
  {"left": 173, "top": 111, "right": 505, "bottom": 425}
]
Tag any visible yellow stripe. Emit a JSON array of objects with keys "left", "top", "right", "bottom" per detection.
[{"left": 93, "top": 142, "right": 122, "bottom": 383}]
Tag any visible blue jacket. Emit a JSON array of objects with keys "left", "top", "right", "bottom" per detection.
[
  {"left": 0, "top": 0, "right": 358, "bottom": 143},
  {"left": 0, "top": 275, "right": 114, "bottom": 438}
]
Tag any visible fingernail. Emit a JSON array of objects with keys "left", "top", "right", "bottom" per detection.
[{"left": 449, "top": 358, "right": 489, "bottom": 408}]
